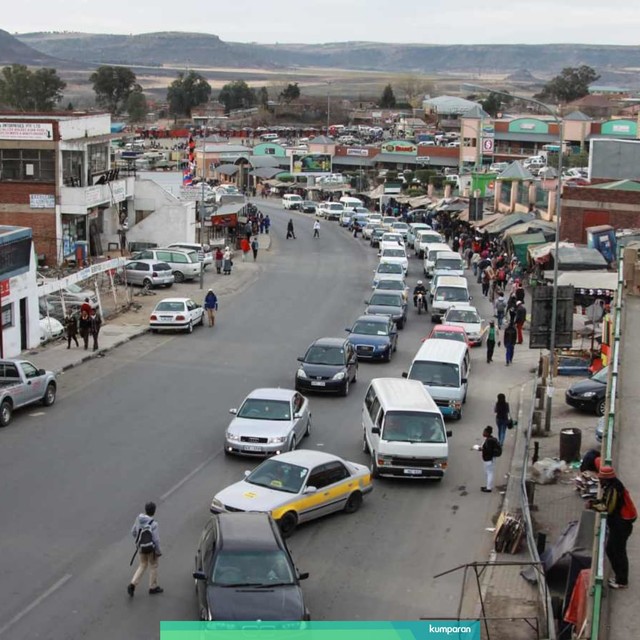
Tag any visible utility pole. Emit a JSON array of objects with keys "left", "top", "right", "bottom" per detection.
[{"left": 199, "top": 141, "right": 205, "bottom": 291}]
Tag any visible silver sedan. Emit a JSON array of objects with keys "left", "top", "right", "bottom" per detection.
[{"left": 225, "top": 388, "right": 311, "bottom": 457}]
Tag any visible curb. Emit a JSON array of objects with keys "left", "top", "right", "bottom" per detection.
[{"left": 56, "top": 328, "right": 150, "bottom": 375}]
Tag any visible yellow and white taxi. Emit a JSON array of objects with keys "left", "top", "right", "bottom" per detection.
[{"left": 210, "top": 450, "right": 373, "bottom": 536}]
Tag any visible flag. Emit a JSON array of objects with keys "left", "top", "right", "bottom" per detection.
[{"left": 182, "top": 170, "right": 193, "bottom": 186}]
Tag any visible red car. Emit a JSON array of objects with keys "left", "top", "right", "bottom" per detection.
[{"left": 422, "top": 324, "right": 470, "bottom": 345}]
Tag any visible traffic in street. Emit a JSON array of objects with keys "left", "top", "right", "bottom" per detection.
[{"left": 0, "top": 203, "right": 539, "bottom": 638}]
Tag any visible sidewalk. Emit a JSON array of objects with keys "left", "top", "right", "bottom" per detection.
[{"left": 26, "top": 233, "right": 272, "bottom": 374}]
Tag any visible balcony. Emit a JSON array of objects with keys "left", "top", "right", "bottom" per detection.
[{"left": 60, "top": 178, "right": 134, "bottom": 214}]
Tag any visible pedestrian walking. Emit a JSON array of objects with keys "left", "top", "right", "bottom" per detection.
[
  {"left": 286, "top": 218, "right": 296, "bottom": 239},
  {"left": 222, "top": 246, "right": 232, "bottom": 275},
  {"left": 264, "top": 215, "right": 271, "bottom": 235},
  {"left": 481, "top": 267, "right": 492, "bottom": 297},
  {"left": 494, "top": 393, "right": 511, "bottom": 446},
  {"left": 240, "top": 237, "right": 250, "bottom": 261},
  {"left": 495, "top": 293, "right": 507, "bottom": 329},
  {"left": 486, "top": 320, "right": 497, "bottom": 363},
  {"left": 79, "top": 309, "right": 91, "bottom": 350},
  {"left": 64, "top": 312, "right": 79, "bottom": 349},
  {"left": 504, "top": 322, "right": 517, "bottom": 366},
  {"left": 80, "top": 297, "right": 93, "bottom": 316},
  {"left": 244, "top": 221, "right": 253, "bottom": 241},
  {"left": 214, "top": 247, "right": 223, "bottom": 274},
  {"left": 515, "top": 301, "right": 527, "bottom": 344},
  {"left": 478, "top": 426, "right": 502, "bottom": 493},
  {"left": 313, "top": 220, "right": 320, "bottom": 238},
  {"left": 204, "top": 289, "right": 218, "bottom": 327},
  {"left": 127, "top": 501, "right": 163, "bottom": 597},
  {"left": 89, "top": 308, "right": 102, "bottom": 351},
  {"left": 251, "top": 237, "right": 259, "bottom": 261},
  {"left": 587, "top": 466, "right": 637, "bottom": 589}
]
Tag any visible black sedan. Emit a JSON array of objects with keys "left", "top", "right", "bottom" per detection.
[
  {"left": 193, "top": 512, "right": 309, "bottom": 621},
  {"left": 295, "top": 337, "right": 358, "bottom": 396},
  {"left": 365, "top": 290, "right": 408, "bottom": 329},
  {"left": 565, "top": 367, "right": 608, "bottom": 416},
  {"left": 300, "top": 200, "right": 317, "bottom": 214},
  {"left": 346, "top": 314, "right": 398, "bottom": 361}
]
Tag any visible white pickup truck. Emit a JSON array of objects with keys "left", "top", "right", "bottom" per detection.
[{"left": 0, "top": 359, "right": 57, "bottom": 427}]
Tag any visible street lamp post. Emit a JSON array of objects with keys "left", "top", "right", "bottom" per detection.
[
  {"left": 463, "top": 84, "right": 564, "bottom": 432},
  {"left": 326, "top": 81, "right": 332, "bottom": 136}
]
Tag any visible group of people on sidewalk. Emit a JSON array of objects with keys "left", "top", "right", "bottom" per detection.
[{"left": 64, "top": 298, "right": 102, "bottom": 351}]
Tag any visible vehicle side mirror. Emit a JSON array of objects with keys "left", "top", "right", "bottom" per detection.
[
  {"left": 298, "top": 571, "right": 310, "bottom": 581},
  {"left": 401, "top": 372, "right": 408, "bottom": 378},
  {"left": 297, "top": 356, "right": 304, "bottom": 362},
  {"left": 469, "top": 296, "right": 473, "bottom": 301},
  {"left": 244, "top": 470, "right": 251, "bottom": 477},
  {"left": 38, "top": 369, "right": 46, "bottom": 376},
  {"left": 461, "top": 378, "right": 468, "bottom": 384},
  {"left": 229, "top": 408, "right": 237, "bottom": 415},
  {"left": 372, "top": 426, "right": 380, "bottom": 435},
  {"left": 345, "top": 328, "right": 351, "bottom": 332},
  {"left": 193, "top": 571, "right": 207, "bottom": 581},
  {"left": 304, "top": 486, "right": 317, "bottom": 494},
  {"left": 294, "top": 412, "right": 302, "bottom": 419},
  {"left": 364, "top": 299, "right": 370, "bottom": 304},
  {"left": 446, "top": 430, "right": 453, "bottom": 438}
]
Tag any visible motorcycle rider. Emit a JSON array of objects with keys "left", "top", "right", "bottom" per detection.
[{"left": 413, "top": 280, "right": 428, "bottom": 310}]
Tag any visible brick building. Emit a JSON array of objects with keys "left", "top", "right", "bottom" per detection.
[{"left": 0, "top": 112, "right": 134, "bottom": 265}]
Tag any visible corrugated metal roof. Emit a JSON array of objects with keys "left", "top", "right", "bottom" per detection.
[
  {"left": 498, "top": 161, "right": 535, "bottom": 181},
  {"left": 590, "top": 179, "right": 640, "bottom": 191}
]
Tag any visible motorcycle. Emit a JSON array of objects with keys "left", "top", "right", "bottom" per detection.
[{"left": 415, "top": 292, "right": 427, "bottom": 314}]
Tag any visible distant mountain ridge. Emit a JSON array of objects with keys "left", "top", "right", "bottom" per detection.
[
  {"left": 10, "top": 31, "right": 640, "bottom": 81},
  {"left": 0, "top": 29, "right": 64, "bottom": 66}
]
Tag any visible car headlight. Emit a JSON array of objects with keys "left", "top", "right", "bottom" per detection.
[
  {"left": 296, "top": 368, "right": 308, "bottom": 379},
  {"left": 268, "top": 436, "right": 287, "bottom": 444},
  {"left": 226, "top": 432, "right": 241, "bottom": 442},
  {"left": 333, "top": 371, "right": 346, "bottom": 381},
  {"left": 580, "top": 391, "right": 597, "bottom": 398}
]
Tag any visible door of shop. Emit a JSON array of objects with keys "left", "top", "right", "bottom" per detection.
[{"left": 19, "top": 297, "right": 27, "bottom": 351}]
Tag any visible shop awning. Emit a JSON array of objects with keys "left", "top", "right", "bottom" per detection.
[
  {"left": 542, "top": 270, "right": 617, "bottom": 292},
  {"left": 483, "top": 212, "right": 536, "bottom": 235},
  {"left": 215, "top": 164, "right": 240, "bottom": 175},
  {"left": 250, "top": 167, "right": 285, "bottom": 179}
]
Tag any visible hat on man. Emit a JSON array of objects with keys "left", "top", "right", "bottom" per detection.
[{"left": 598, "top": 466, "right": 616, "bottom": 480}]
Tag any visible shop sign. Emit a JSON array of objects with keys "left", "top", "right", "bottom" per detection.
[
  {"left": 0, "top": 121, "right": 53, "bottom": 141},
  {"left": 0, "top": 280, "right": 9, "bottom": 297},
  {"left": 346, "top": 148, "right": 369, "bottom": 157},
  {"left": 110, "top": 180, "right": 127, "bottom": 203},
  {"left": 382, "top": 142, "right": 417, "bottom": 154},
  {"left": 29, "top": 194, "right": 56, "bottom": 209}
]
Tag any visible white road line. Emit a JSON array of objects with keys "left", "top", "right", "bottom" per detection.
[
  {"left": 160, "top": 451, "right": 219, "bottom": 502},
  {"left": 0, "top": 573, "right": 72, "bottom": 637}
]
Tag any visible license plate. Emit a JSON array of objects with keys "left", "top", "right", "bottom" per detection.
[
  {"left": 243, "top": 446, "right": 263, "bottom": 452},
  {"left": 160, "top": 316, "right": 172, "bottom": 320},
  {"left": 403, "top": 468, "right": 423, "bottom": 476},
  {"left": 311, "top": 381, "right": 326, "bottom": 387}
]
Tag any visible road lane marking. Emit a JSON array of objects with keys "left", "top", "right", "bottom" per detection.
[
  {"left": 29, "top": 412, "right": 45, "bottom": 417},
  {"left": 160, "top": 451, "right": 220, "bottom": 502},
  {"left": 0, "top": 573, "right": 72, "bottom": 637}
]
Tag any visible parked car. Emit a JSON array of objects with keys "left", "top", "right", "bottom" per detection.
[
  {"left": 193, "top": 513, "right": 310, "bottom": 621},
  {"left": 149, "top": 297, "right": 204, "bottom": 333},
  {"left": 295, "top": 337, "right": 358, "bottom": 396},
  {"left": 300, "top": 200, "right": 317, "bottom": 214},
  {"left": 133, "top": 248, "right": 201, "bottom": 282},
  {"left": 346, "top": 314, "right": 398, "bottom": 361},
  {"left": 119, "top": 260, "right": 174, "bottom": 288},
  {"left": 442, "top": 305, "right": 486, "bottom": 346},
  {"left": 39, "top": 316, "right": 64, "bottom": 343},
  {"left": 210, "top": 450, "right": 373, "bottom": 536},
  {"left": 39, "top": 278, "right": 98, "bottom": 310},
  {"left": 365, "top": 289, "right": 408, "bottom": 330},
  {"left": 565, "top": 367, "right": 608, "bottom": 416},
  {"left": 166, "top": 242, "right": 213, "bottom": 268},
  {"left": 0, "top": 359, "right": 57, "bottom": 427},
  {"left": 225, "top": 388, "right": 311, "bottom": 457},
  {"left": 317, "top": 202, "right": 344, "bottom": 220}
]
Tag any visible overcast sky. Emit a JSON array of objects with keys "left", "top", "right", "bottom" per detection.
[{"left": 7, "top": 0, "right": 640, "bottom": 45}]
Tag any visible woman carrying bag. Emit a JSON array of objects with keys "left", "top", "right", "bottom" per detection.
[{"left": 494, "top": 393, "right": 513, "bottom": 447}]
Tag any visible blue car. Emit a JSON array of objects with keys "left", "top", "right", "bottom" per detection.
[{"left": 346, "top": 315, "right": 398, "bottom": 362}]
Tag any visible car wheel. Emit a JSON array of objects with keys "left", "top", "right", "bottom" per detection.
[
  {"left": 371, "top": 454, "right": 380, "bottom": 478},
  {"left": 341, "top": 377, "right": 350, "bottom": 397},
  {"left": 393, "top": 338, "right": 398, "bottom": 352},
  {"left": 344, "top": 491, "right": 363, "bottom": 514},
  {"left": 278, "top": 511, "right": 298, "bottom": 538},
  {"left": 187, "top": 321, "right": 193, "bottom": 334},
  {"left": 165, "top": 283, "right": 173, "bottom": 288},
  {"left": 42, "top": 382, "right": 57, "bottom": 407},
  {"left": 0, "top": 400, "right": 12, "bottom": 427},
  {"left": 363, "top": 433, "right": 370, "bottom": 454},
  {"left": 174, "top": 271, "right": 185, "bottom": 283},
  {"left": 384, "top": 348, "right": 392, "bottom": 363},
  {"left": 289, "top": 435, "right": 297, "bottom": 452},
  {"left": 353, "top": 367, "right": 358, "bottom": 383},
  {"left": 143, "top": 278, "right": 153, "bottom": 288},
  {"left": 304, "top": 414, "right": 311, "bottom": 437},
  {"left": 596, "top": 398, "right": 606, "bottom": 417}
]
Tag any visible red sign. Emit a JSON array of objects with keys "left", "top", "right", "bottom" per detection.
[
  {"left": 0, "top": 280, "right": 9, "bottom": 297},
  {"left": 210, "top": 214, "right": 238, "bottom": 228}
]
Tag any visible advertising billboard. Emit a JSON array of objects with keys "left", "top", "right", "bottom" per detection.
[{"left": 291, "top": 153, "right": 331, "bottom": 174}]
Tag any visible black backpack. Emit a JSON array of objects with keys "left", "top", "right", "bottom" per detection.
[
  {"left": 136, "top": 520, "right": 155, "bottom": 555},
  {"left": 493, "top": 439, "right": 503, "bottom": 458}
]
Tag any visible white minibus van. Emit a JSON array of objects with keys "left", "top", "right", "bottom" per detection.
[
  {"left": 431, "top": 275, "right": 470, "bottom": 322},
  {"left": 362, "top": 378, "right": 451, "bottom": 479}
]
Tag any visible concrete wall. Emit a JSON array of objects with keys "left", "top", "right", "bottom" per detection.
[{"left": 58, "top": 114, "right": 111, "bottom": 140}]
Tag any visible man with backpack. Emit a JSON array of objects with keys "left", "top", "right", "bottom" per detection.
[
  {"left": 495, "top": 293, "right": 507, "bottom": 329},
  {"left": 479, "top": 425, "right": 502, "bottom": 493},
  {"left": 127, "top": 502, "right": 163, "bottom": 597},
  {"left": 587, "top": 466, "right": 637, "bottom": 589}
]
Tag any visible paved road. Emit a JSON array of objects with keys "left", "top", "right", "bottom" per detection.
[{"left": 0, "top": 204, "right": 538, "bottom": 638}]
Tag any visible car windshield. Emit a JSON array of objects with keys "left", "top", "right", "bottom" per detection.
[
  {"left": 382, "top": 249, "right": 406, "bottom": 258},
  {"left": 246, "top": 459, "right": 309, "bottom": 494},
  {"left": 370, "top": 293, "right": 401, "bottom": 306},
  {"left": 352, "top": 320, "right": 389, "bottom": 336},
  {"left": 382, "top": 235, "right": 402, "bottom": 243},
  {"left": 304, "top": 345, "right": 345, "bottom": 365},
  {"left": 434, "top": 330, "right": 466, "bottom": 343},
  {"left": 428, "top": 250, "right": 446, "bottom": 261},
  {"left": 446, "top": 310, "right": 480, "bottom": 324},
  {"left": 377, "top": 280, "right": 403, "bottom": 291},
  {"left": 435, "top": 287, "right": 468, "bottom": 302},
  {"left": 377, "top": 263, "right": 403, "bottom": 274},
  {"left": 211, "top": 550, "right": 295, "bottom": 586},
  {"left": 420, "top": 234, "right": 441, "bottom": 243},
  {"left": 409, "top": 362, "right": 460, "bottom": 388},
  {"left": 392, "top": 224, "right": 408, "bottom": 231},
  {"left": 237, "top": 399, "right": 291, "bottom": 421},
  {"left": 372, "top": 229, "right": 384, "bottom": 237},
  {"left": 155, "top": 301, "right": 186, "bottom": 312},
  {"left": 436, "top": 258, "right": 463, "bottom": 270},
  {"left": 382, "top": 411, "right": 446, "bottom": 443},
  {"left": 65, "top": 283, "right": 84, "bottom": 294},
  {"left": 592, "top": 367, "right": 609, "bottom": 384}
]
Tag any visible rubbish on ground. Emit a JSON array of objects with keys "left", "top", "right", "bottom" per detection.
[
  {"left": 494, "top": 512, "right": 525, "bottom": 554},
  {"left": 531, "top": 458, "right": 568, "bottom": 484}
]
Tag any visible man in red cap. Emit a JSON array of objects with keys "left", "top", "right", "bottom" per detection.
[{"left": 588, "top": 466, "right": 637, "bottom": 589}]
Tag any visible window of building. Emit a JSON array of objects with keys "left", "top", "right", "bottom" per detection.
[
  {"left": 88, "top": 144, "right": 108, "bottom": 175},
  {"left": 1, "top": 303, "right": 13, "bottom": 328},
  {"left": 62, "top": 150, "right": 84, "bottom": 186},
  {"left": 0, "top": 149, "right": 55, "bottom": 182}
]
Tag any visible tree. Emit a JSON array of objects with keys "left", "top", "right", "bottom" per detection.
[
  {"left": 379, "top": 84, "right": 396, "bottom": 108},
  {"left": 126, "top": 89, "right": 148, "bottom": 123},
  {"left": 0, "top": 64, "right": 66, "bottom": 111},
  {"left": 90, "top": 65, "right": 138, "bottom": 114},
  {"left": 397, "top": 75, "right": 434, "bottom": 108},
  {"left": 218, "top": 80, "right": 255, "bottom": 114},
  {"left": 536, "top": 65, "right": 600, "bottom": 103},
  {"left": 167, "top": 71, "right": 212, "bottom": 118},
  {"left": 279, "top": 82, "right": 300, "bottom": 104},
  {"left": 479, "top": 91, "right": 513, "bottom": 118},
  {"left": 256, "top": 86, "right": 269, "bottom": 109}
]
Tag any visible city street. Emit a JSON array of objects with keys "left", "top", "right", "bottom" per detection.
[{"left": 0, "top": 204, "right": 539, "bottom": 639}]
